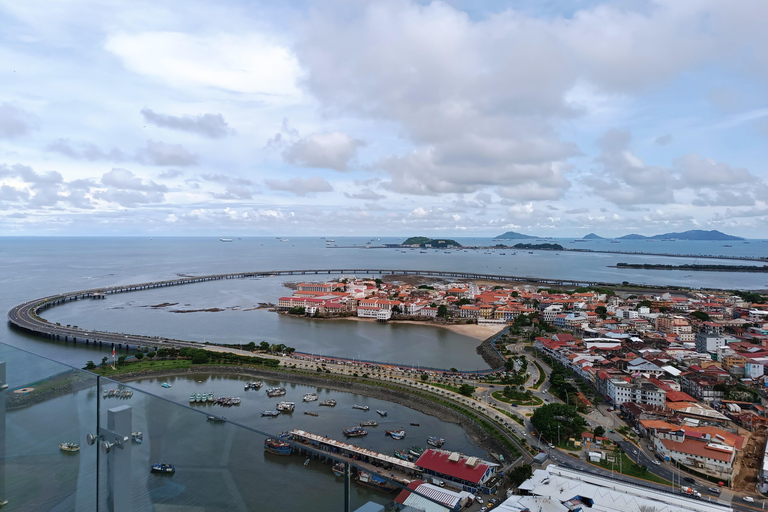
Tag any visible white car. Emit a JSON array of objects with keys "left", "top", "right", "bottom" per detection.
[
  {"left": 652, "top": 460, "right": 660, "bottom": 466},
  {"left": 743, "top": 497, "right": 754, "bottom": 503},
  {"left": 475, "top": 496, "right": 483, "bottom": 504},
  {"left": 548, "top": 443, "right": 554, "bottom": 448}
]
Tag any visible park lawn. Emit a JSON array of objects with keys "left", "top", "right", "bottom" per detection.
[
  {"left": 90, "top": 359, "right": 194, "bottom": 376},
  {"left": 492, "top": 390, "right": 543, "bottom": 406}
]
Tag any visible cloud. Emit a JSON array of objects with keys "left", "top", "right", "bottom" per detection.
[
  {"left": 676, "top": 154, "right": 754, "bottom": 187},
  {"left": 0, "top": 184, "right": 30, "bottom": 203},
  {"left": 136, "top": 140, "right": 198, "bottom": 166},
  {"left": 158, "top": 169, "right": 184, "bottom": 179},
  {"left": 264, "top": 176, "right": 334, "bottom": 196},
  {"left": 140, "top": 108, "right": 232, "bottom": 138},
  {"left": 101, "top": 168, "right": 168, "bottom": 192},
  {"left": 47, "top": 139, "right": 128, "bottom": 162},
  {"left": 0, "top": 104, "right": 34, "bottom": 139},
  {"left": 283, "top": 132, "right": 365, "bottom": 171},
  {"left": 655, "top": 134, "right": 672, "bottom": 146},
  {"left": 344, "top": 188, "right": 385, "bottom": 200},
  {"left": 200, "top": 173, "right": 255, "bottom": 200}
]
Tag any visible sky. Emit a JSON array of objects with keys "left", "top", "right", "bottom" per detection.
[{"left": 1, "top": 0, "right": 768, "bottom": 238}]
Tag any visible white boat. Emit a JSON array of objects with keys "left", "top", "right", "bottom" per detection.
[
  {"left": 303, "top": 393, "right": 318, "bottom": 402},
  {"left": 220, "top": 238, "right": 233, "bottom": 242},
  {"left": 59, "top": 442, "right": 80, "bottom": 452},
  {"left": 376, "top": 409, "right": 387, "bottom": 417},
  {"left": 352, "top": 404, "right": 369, "bottom": 411},
  {"left": 276, "top": 401, "right": 295, "bottom": 412}
]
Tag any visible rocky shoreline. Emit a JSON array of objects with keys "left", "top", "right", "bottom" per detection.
[
  {"left": 116, "top": 366, "right": 511, "bottom": 457},
  {"left": 476, "top": 332, "right": 506, "bottom": 369}
]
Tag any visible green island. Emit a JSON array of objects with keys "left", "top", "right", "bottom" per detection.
[
  {"left": 513, "top": 243, "right": 565, "bottom": 251},
  {"left": 615, "top": 262, "right": 768, "bottom": 272},
  {"left": 402, "top": 236, "right": 462, "bottom": 248}
]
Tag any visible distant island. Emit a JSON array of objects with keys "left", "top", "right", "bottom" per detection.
[
  {"left": 494, "top": 231, "right": 537, "bottom": 240},
  {"left": 617, "top": 230, "right": 743, "bottom": 241},
  {"left": 615, "top": 263, "right": 768, "bottom": 272},
  {"left": 402, "top": 237, "right": 461, "bottom": 248},
  {"left": 582, "top": 233, "right": 605, "bottom": 240},
  {"left": 513, "top": 243, "right": 564, "bottom": 251}
]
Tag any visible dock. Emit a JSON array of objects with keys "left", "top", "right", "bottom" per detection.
[{"left": 288, "top": 429, "right": 420, "bottom": 479}]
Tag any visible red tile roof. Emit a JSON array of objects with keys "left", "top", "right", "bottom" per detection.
[{"left": 415, "top": 449, "right": 490, "bottom": 484}]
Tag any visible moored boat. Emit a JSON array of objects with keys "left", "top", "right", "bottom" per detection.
[
  {"left": 356, "top": 471, "right": 397, "bottom": 493},
  {"left": 161, "top": 383, "right": 171, "bottom": 388},
  {"left": 386, "top": 430, "right": 406, "bottom": 440},
  {"left": 409, "top": 446, "right": 424, "bottom": 458},
  {"left": 189, "top": 394, "right": 196, "bottom": 403},
  {"left": 319, "top": 399, "right": 337, "bottom": 407},
  {"left": 332, "top": 462, "right": 345, "bottom": 477},
  {"left": 352, "top": 404, "right": 369, "bottom": 411},
  {"left": 59, "top": 442, "right": 80, "bottom": 452},
  {"left": 303, "top": 393, "right": 318, "bottom": 402},
  {"left": 264, "top": 438, "right": 292, "bottom": 455},
  {"left": 343, "top": 427, "right": 368, "bottom": 437},
  {"left": 207, "top": 392, "right": 215, "bottom": 402},
  {"left": 304, "top": 411, "right": 319, "bottom": 416},
  {"left": 131, "top": 431, "right": 143, "bottom": 443},
  {"left": 376, "top": 409, "right": 387, "bottom": 417},
  {"left": 151, "top": 463, "right": 175, "bottom": 474},
  {"left": 359, "top": 420, "right": 378, "bottom": 427},
  {"left": 276, "top": 401, "right": 295, "bottom": 412},
  {"left": 195, "top": 393, "right": 203, "bottom": 403},
  {"left": 427, "top": 436, "right": 445, "bottom": 447},
  {"left": 261, "top": 410, "right": 280, "bottom": 417},
  {"left": 394, "top": 449, "right": 410, "bottom": 461},
  {"left": 207, "top": 415, "right": 226, "bottom": 422},
  {"left": 410, "top": 422, "right": 420, "bottom": 426},
  {"left": 266, "top": 387, "right": 287, "bottom": 398}
]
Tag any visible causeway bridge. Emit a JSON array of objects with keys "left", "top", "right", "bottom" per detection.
[{"left": 7, "top": 268, "right": 614, "bottom": 355}]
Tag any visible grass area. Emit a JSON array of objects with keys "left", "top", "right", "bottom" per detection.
[
  {"left": 590, "top": 452, "right": 670, "bottom": 485},
  {"left": 430, "top": 382, "right": 474, "bottom": 395},
  {"left": 491, "top": 390, "right": 543, "bottom": 406},
  {"left": 495, "top": 407, "right": 525, "bottom": 425},
  {"left": 531, "top": 361, "right": 546, "bottom": 390},
  {"left": 90, "top": 359, "right": 194, "bottom": 376}
]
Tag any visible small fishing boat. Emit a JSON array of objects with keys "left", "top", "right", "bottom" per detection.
[
  {"left": 386, "top": 430, "right": 406, "bottom": 440},
  {"left": 343, "top": 427, "right": 368, "bottom": 437},
  {"left": 231, "top": 397, "right": 241, "bottom": 405},
  {"left": 303, "top": 393, "right": 319, "bottom": 402},
  {"left": 207, "top": 415, "right": 226, "bottom": 422},
  {"left": 427, "top": 436, "right": 445, "bottom": 447},
  {"left": 189, "top": 394, "right": 196, "bottom": 403},
  {"left": 409, "top": 446, "right": 424, "bottom": 458},
  {"left": 376, "top": 409, "right": 387, "bottom": 417},
  {"left": 319, "top": 399, "right": 337, "bottom": 407},
  {"left": 410, "top": 423, "right": 420, "bottom": 426},
  {"left": 195, "top": 393, "right": 203, "bottom": 403},
  {"left": 264, "top": 438, "right": 292, "bottom": 456},
  {"left": 207, "top": 392, "right": 215, "bottom": 402},
  {"left": 150, "top": 463, "right": 175, "bottom": 474},
  {"left": 332, "top": 463, "right": 345, "bottom": 477},
  {"left": 352, "top": 404, "right": 369, "bottom": 411},
  {"left": 161, "top": 383, "right": 171, "bottom": 388},
  {"left": 261, "top": 410, "right": 280, "bottom": 417},
  {"left": 131, "top": 432, "right": 143, "bottom": 443},
  {"left": 266, "top": 387, "right": 287, "bottom": 398},
  {"left": 59, "top": 442, "right": 80, "bottom": 452},
  {"left": 304, "top": 411, "right": 319, "bottom": 417},
  {"left": 304, "top": 458, "right": 311, "bottom": 466},
  {"left": 359, "top": 420, "right": 378, "bottom": 427},
  {"left": 394, "top": 449, "right": 410, "bottom": 461},
  {"left": 276, "top": 401, "right": 295, "bottom": 412},
  {"left": 356, "top": 471, "right": 397, "bottom": 493}
]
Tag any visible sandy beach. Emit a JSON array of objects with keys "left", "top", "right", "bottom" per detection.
[{"left": 333, "top": 316, "right": 505, "bottom": 340}]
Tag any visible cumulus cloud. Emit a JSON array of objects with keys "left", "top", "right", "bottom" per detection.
[
  {"left": 283, "top": 132, "right": 365, "bottom": 171},
  {"left": 47, "top": 139, "right": 128, "bottom": 162},
  {"left": 676, "top": 154, "right": 755, "bottom": 187},
  {"left": 655, "top": 134, "right": 672, "bottom": 146},
  {"left": 140, "top": 108, "right": 232, "bottom": 138},
  {"left": 0, "top": 104, "right": 34, "bottom": 139},
  {"left": 344, "top": 188, "right": 385, "bottom": 201},
  {"left": 264, "top": 176, "right": 334, "bottom": 196},
  {"left": 136, "top": 140, "right": 198, "bottom": 166},
  {"left": 200, "top": 173, "right": 255, "bottom": 200}
]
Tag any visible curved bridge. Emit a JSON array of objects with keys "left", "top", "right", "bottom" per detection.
[{"left": 7, "top": 268, "right": 612, "bottom": 358}]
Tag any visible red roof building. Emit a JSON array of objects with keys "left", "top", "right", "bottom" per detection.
[{"left": 414, "top": 449, "right": 498, "bottom": 492}]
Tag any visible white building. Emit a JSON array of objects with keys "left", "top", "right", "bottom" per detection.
[
  {"left": 607, "top": 377, "right": 666, "bottom": 407},
  {"left": 695, "top": 332, "right": 730, "bottom": 353}
]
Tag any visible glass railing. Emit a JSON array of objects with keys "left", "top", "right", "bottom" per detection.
[{"left": 0, "top": 342, "right": 457, "bottom": 511}]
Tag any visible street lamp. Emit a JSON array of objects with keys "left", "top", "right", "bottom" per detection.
[{"left": 557, "top": 424, "right": 561, "bottom": 447}]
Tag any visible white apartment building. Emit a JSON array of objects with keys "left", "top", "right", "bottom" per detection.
[
  {"left": 607, "top": 377, "right": 666, "bottom": 407},
  {"left": 695, "top": 332, "right": 730, "bottom": 353}
]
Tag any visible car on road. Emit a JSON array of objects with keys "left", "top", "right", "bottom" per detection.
[
  {"left": 708, "top": 487, "right": 721, "bottom": 495},
  {"left": 652, "top": 460, "right": 660, "bottom": 466},
  {"left": 548, "top": 443, "right": 554, "bottom": 448},
  {"left": 632, "top": 449, "right": 638, "bottom": 455},
  {"left": 743, "top": 497, "right": 754, "bottom": 503},
  {"left": 608, "top": 429, "right": 615, "bottom": 433},
  {"left": 683, "top": 477, "right": 695, "bottom": 484},
  {"left": 475, "top": 496, "right": 483, "bottom": 504}
]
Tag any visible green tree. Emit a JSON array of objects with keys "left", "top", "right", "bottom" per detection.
[
  {"left": 117, "top": 355, "right": 127, "bottom": 367},
  {"left": 531, "top": 403, "right": 586, "bottom": 443},
  {"left": 84, "top": 360, "right": 97, "bottom": 370},
  {"left": 259, "top": 341, "right": 270, "bottom": 352},
  {"left": 392, "top": 305, "right": 402, "bottom": 314},
  {"left": 134, "top": 352, "right": 144, "bottom": 361},
  {"left": 690, "top": 310, "right": 710, "bottom": 321},
  {"left": 192, "top": 350, "right": 209, "bottom": 364},
  {"left": 595, "top": 306, "right": 607, "bottom": 319},
  {"left": 420, "top": 373, "right": 429, "bottom": 381},
  {"left": 437, "top": 305, "right": 448, "bottom": 317},
  {"left": 458, "top": 384, "right": 475, "bottom": 396},
  {"left": 146, "top": 351, "right": 156, "bottom": 359},
  {"left": 594, "top": 426, "right": 605, "bottom": 438},
  {"left": 508, "top": 464, "right": 533, "bottom": 486},
  {"left": 456, "top": 298, "right": 472, "bottom": 306}
]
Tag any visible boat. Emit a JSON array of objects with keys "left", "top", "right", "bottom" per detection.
[
  {"left": 386, "top": 430, "right": 406, "bottom": 440},
  {"left": 410, "top": 422, "right": 420, "bottom": 427},
  {"left": 266, "top": 387, "right": 287, "bottom": 398},
  {"left": 394, "top": 449, "right": 410, "bottom": 461},
  {"left": 207, "top": 416, "right": 226, "bottom": 423},
  {"left": 276, "top": 401, "right": 295, "bottom": 412},
  {"left": 208, "top": 392, "right": 215, "bottom": 402},
  {"left": 245, "top": 381, "right": 263, "bottom": 390},
  {"left": 352, "top": 404, "right": 369, "bottom": 411},
  {"left": 376, "top": 409, "right": 387, "bottom": 417},
  {"left": 189, "top": 394, "right": 196, "bottom": 403},
  {"left": 304, "top": 458, "right": 310, "bottom": 466},
  {"left": 220, "top": 238, "right": 233, "bottom": 242},
  {"left": 304, "top": 411, "right": 319, "bottom": 417},
  {"left": 59, "top": 442, "right": 80, "bottom": 452},
  {"left": 409, "top": 446, "right": 424, "bottom": 458},
  {"left": 195, "top": 393, "right": 203, "bottom": 403},
  {"left": 151, "top": 463, "right": 175, "bottom": 474},
  {"left": 131, "top": 432, "right": 143, "bottom": 443},
  {"left": 427, "top": 436, "right": 445, "bottom": 447},
  {"left": 356, "top": 471, "right": 397, "bottom": 493},
  {"left": 343, "top": 427, "right": 368, "bottom": 437},
  {"left": 231, "top": 397, "right": 241, "bottom": 405},
  {"left": 264, "top": 438, "right": 292, "bottom": 456},
  {"left": 333, "top": 463, "right": 345, "bottom": 477},
  {"left": 359, "top": 420, "right": 378, "bottom": 427},
  {"left": 303, "top": 393, "right": 318, "bottom": 402},
  {"left": 261, "top": 410, "right": 280, "bottom": 417},
  {"left": 161, "top": 383, "right": 171, "bottom": 388},
  {"left": 319, "top": 399, "right": 337, "bottom": 407}
]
